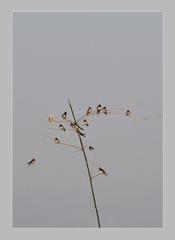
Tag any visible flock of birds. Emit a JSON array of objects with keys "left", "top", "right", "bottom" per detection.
[{"left": 27, "top": 104, "right": 132, "bottom": 178}]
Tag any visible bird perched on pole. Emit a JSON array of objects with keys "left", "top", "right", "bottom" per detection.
[
  {"left": 70, "top": 122, "right": 84, "bottom": 131},
  {"left": 77, "top": 129, "right": 86, "bottom": 137},
  {"left": 70, "top": 122, "right": 86, "bottom": 137}
]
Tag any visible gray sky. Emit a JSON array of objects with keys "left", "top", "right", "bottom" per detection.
[{"left": 13, "top": 12, "right": 162, "bottom": 227}]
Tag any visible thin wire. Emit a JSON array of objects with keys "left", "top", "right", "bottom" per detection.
[{"left": 91, "top": 173, "right": 101, "bottom": 179}]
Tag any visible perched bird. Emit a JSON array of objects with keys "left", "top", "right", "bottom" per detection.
[
  {"left": 54, "top": 137, "right": 60, "bottom": 144},
  {"left": 126, "top": 110, "right": 131, "bottom": 117},
  {"left": 97, "top": 104, "right": 102, "bottom": 114},
  {"left": 99, "top": 167, "right": 108, "bottom": 176},
  {"left": 48, "top": 115, "right": 56, "bottom": 123},
  {"left": 86, "top": 107, "right": 92, "bottom": 115},
  {"left": 59, "top": 124, "right": 66, "bottom": 132},
  {"left": 77, "top": 129, "right": 86, "bottom": 137},
  {"left": 70, "top": 122, "right": 86, "bottom": 137},
  {"left": 62, "top": 112, "right": 67, "bottom": 120},
  {"left": 75, "top": 122, "right": 84, "bottom": 131},
  {"left": 102, "top": 106, "right": 108, "bottom": 115},
  {"left": 70, "top": 122, "right": 84, "bottom": 131},
  {"left": 83, "top": 119, "right": 89, "bottom": 127},
  {"left": 27, "top": 158, "right": 36, "bottom": 166},
  {"left": 89, "top": 146, "right": 94, "bottom": 151}
]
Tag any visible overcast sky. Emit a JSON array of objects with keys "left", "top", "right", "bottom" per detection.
[{"left": 13, "top": 12, "right": 162, "bottom": 228}]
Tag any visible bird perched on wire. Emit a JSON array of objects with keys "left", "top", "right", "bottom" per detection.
[
  {"left": 27, "top": 158, "right": 36, "bottom": 166},
  {"left": 61, "top": 112, "right": 67, "bottom": 120},
  {"left": 83, "top": 119, "right": 89, "bottom": 127},
  {"left": 89, "top": 146, "right": 94, "bottom": 151},
  {"left": 86, "top": 107, "right": 92, "bottom": 115},
  {"left": 99, "top": 167, "right": 108, "bottom": 176},
  {"left": 126, "top": 110, "right": 131, "bottom": 117},
  {"left": 59, "top": 124, "right": 66, "bottom": 132},
  {"left": 102, "top": 106, "right": 108, "bottom": 115},
  {"left": 48, "top": 115, "right": 56, "bottom": 123},
  {"left": 54, "top": 137, "right": 60, "bottom": 144},
  {"left": 97, "top": 104, "right": 102, "bottom": 114}
]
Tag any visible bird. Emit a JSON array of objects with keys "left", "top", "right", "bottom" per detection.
[
  {"left": 77, "top": 129, "right": 86, "bottom": 137},
  {"left": 83, "top": 119, "right": 89, "bottom": 127},
  {"left": 75, "top": 122, "right": 84, "bottom": 131},
  {"left": 70, "top": 122, "right": 84, "bottom": 131},
  {"left": 54, "top": 138, "right": 60, "bottom": 144},
  {"left": 27, "top": 158, "right": 36, "bottom": 166},
  {"left": 99, "top": 167, "right": 108, "bottom": 176},
  {"left": 86, "top": 107, "right": 92, "bottom": 115},
  {"left": 48, "top": 115, "right": 56, "bottom": 123},
  {"left": 126, "top": 110, "right": 131, "bottom": 117},
  {"left": 70, "top": 123, "right": 86, "bottom": 137},
  {"left": 61, "top": 112, "right": 67, "bottom": 120},
  {"left": 102, "top": 106, "right": 108, "bottom": 115},
  {"left": 89, "top": 146, "right": 94, "bottom": 151},
  {"left": 97, "top": 104, "right": 102, "bottom": 114},
  {"left": 59, "top": 124, "right": 66, "bottom": 132}
]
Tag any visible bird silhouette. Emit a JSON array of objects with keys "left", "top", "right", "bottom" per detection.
[
  {"left": 99, "top": 167, "right": 107, "bottom": 176},
  {"left": 77, "top": 129, "right": 86, "bottom": 137},
  {"left": 70, "top": 122, "right": 84, "bottom": 131},
  {"left": 89, "top": 146, "right": 94, "bottom": 151},
  {"left": 83, "top": 119, "right": 89, "bottom": 126},
  {"left": 126, "top": 110, "right": 131, "bottom": 117},
  {"left": 59, "top": 124, "right": 66, "bottom": 132},
  {"left": 54, "top": 138, "right": 60, "bottom": 144},
  {"left": 86, "top": 107, "right": 92, "bottom": 115},
  {"left": 97, "top": 104, "right": 102, "bottom": 114},
  {"left": 62, "top": 112, "right": 67, "bottom": 120},
  {"left": 27, "top": 158, "right": 36, "bottom": 166},
  {"left": 102, "top": 106, "right": 107, "bottom": 115}
]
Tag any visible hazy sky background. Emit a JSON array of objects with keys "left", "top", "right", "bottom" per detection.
[{"left": 13, "top": 12, "right": 162, "bottom": 227}]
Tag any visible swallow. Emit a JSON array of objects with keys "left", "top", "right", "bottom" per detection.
[
  {"left": 89, "top": 146, "right": 94, "bottom": 151},
  {"left": 99, "top": 167, "right": 108, "bottom": 176},
  {"left": 97, "top": 104, "right": 102, "bottom": 114},
  {"left": 75, "top": 122, "right": 84, "bottom": 131},
  {"left": 102, "top": 106, "right": 107, "bottom": 115},
  {"left": 77, "top": 129, "right": 86, "bottom": 137},
  {"left": 70, "top": 122, "right": 84, "bottom": 131},
  {"left": 48, "top": 115, "right": 56, "bottom": 123},
  {"left": 86, "top": 107, "right": 92, "bottom": 115},
  {"left": 27, "top": 158, "right": 36, "bottom": 166},
  {"left": 62, "top": 112, "right": 67, "bottom": 120},
  {"left": 59, "top": 124, "right": 66, "bottom": 132},
  {"left": 54, "top": 137, "right": 60, "bottom": 144},
  {"left": 83, "top": 119, "right": 89, "bottom": 126},
  {"left": 126, "top": 110, "right": 131, "bottom": 117}
]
